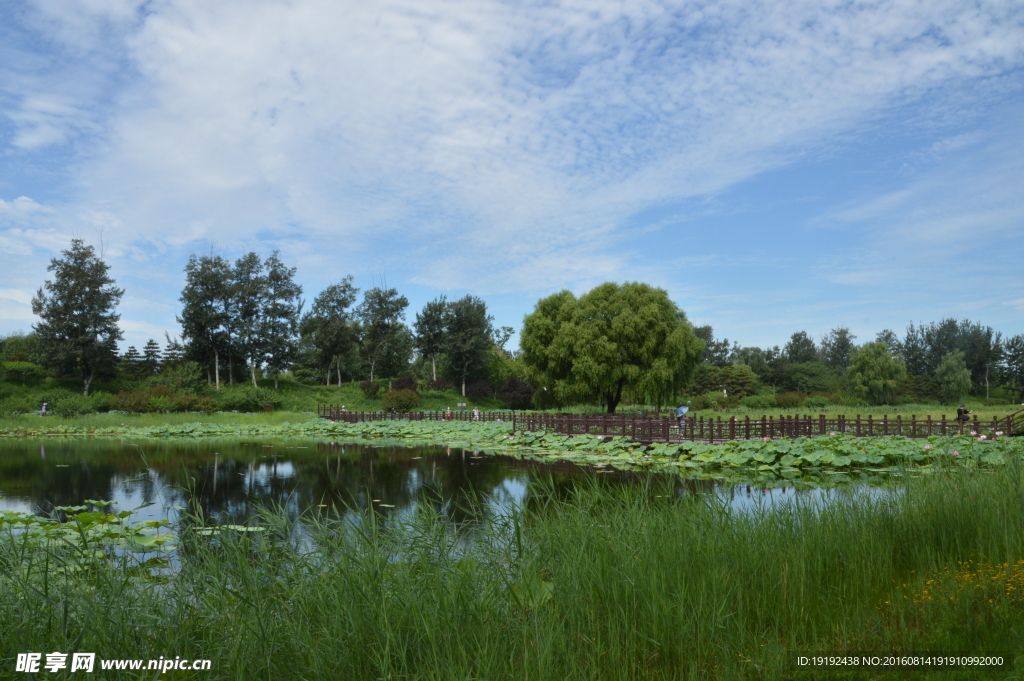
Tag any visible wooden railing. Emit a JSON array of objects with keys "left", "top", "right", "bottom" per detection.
[
  {"left": 1007, "top": 409, "right": 1024, "bottom": 437},
  {"left": 510, "top": 412, "right": 1020, "bottom": 443},
  {"left": 318, "top": 407, "right": 1023, "bottom": 442},
  {"left": 318, "top": 406, "right": 513, "bottom": 423}
]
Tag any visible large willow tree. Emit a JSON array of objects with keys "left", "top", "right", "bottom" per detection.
[{"left": 520, "top": 282, "right": 703, "bottom": 413}]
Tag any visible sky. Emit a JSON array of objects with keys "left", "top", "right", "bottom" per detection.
[{"left": 1, "top": 0, "right": 1023, "bottom": 353}]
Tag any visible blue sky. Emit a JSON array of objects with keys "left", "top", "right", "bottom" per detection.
[{"left": 1, "top": 0, "right": 1022, "bottom": 352}]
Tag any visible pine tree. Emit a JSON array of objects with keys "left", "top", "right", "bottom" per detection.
[
  {"left": 142, "top": 339, "right": 162, "bottom": 376},
  {"left": 31, "top": 239, "right": 124, "bottom": 395}
]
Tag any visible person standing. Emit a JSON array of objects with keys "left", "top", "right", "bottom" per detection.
[
  {"left": 472, "top": 407, "right": 480, "bottom": 422},
  {"left": 957, "top": 403, "right": 971, "bottom": 432},
  {"left": 40, "top": 402, "right": 47, "bottom": 416},
  {"left": 675, "top": 402, "right": 690, "bottom": 435}
]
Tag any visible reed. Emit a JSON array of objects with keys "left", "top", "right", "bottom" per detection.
[{"left": 3, "top": 463, "right": 1023, "bottom": 679}]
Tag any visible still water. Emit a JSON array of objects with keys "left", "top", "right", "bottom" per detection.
[{"left": 0, "top": 438, "right": 851, "bottom": 526}]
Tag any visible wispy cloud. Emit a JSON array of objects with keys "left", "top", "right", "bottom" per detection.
[{"left": 1, "top": 0, "right": 1022, "bottom": 345}]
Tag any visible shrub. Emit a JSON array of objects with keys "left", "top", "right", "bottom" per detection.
[
  {"left": 496, "top": 376, "right": 534, "bottom": 409},
  {"left": 740, "top": 394, "right": 777, "bottom": 410},
  {"left": 360, "top": 380, "right": 381, "bottom": 400},
  {"left": 146, "top": 396, "right": 176, "bottom": 413},
  {"left": 775, "top": 392, "right": 805, "bottom": 408},
  {"left": 1, "top": 361, "right": 49, "bottom": 385},
  {"left": 89, "top": 391, "right": 113, "bottom": 412},
  {"left": 152, "top": 361, "right": 206, "bottom": 395},
  {"left": 381, "top": 389, "right": 420, "bottom": 412},
  {"left": 110, "top": 391, "right": 148, "bottom": 413},
  {"left": 53, "top": 394, "right": 94, "bottom": 418},
  {"left": 465, "top": 380, "right": 493, "bottom": 399},
  {"left": 426, "top": 379, "right": 451, "bottom": 392},
  {"left": 218, "top": 386, "right": 282, "bottom": 412},
  {"left": 0, "top": 396, "right": 41, "bottom": 415},
  {"left": 40, "top": 389, "right": 77, "bottom": 408},
  {"left": 802, "top": 396, "right": 832, "bottom": 409},
  {"left": 392, "top": 374, "right": 418, "bottom": 392},
  {"left": 192, "top": 396, "right": 218, "bottom": 413}
]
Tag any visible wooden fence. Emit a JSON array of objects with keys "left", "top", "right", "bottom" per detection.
[
  {"left": 319, "top": 407, "right": 1024, "bottom": 442},
  {"left": 318, "top": 406, "right": 513, "bottom": 423},
  {"left": 511, "top": 411, "right": 1024, "bottom": 443}
]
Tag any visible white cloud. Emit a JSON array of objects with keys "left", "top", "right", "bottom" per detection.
[{"left": 3, "top": 0, "right": 1017, "bottom": 289}]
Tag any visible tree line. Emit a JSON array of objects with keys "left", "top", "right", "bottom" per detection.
[{"left": 10, "top": 238, "right": 1024, "bottom": 411}]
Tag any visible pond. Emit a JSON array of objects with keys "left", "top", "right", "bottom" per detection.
[{"left": 0, "top": 438, "right": 875, "bottom": 527}]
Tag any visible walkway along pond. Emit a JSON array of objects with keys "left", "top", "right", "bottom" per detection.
[{"left": 320, "top": 407, "right": 1024, "bottom": 443}]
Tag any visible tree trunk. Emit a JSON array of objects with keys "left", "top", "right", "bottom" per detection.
[
  {"left": 83, "top": 372, "right": 93, "bottom": 397},
  {"left": 462, "top": 377, "right": 466, "bottom": 398},
  {"left": 274, "top": 374, "right": 279, "bottom": 390},
  {"left": 336, "top": 363, "right": 341, "bottom": 386},
  {"left": 229, "top": 356, "right": 234, "bottom": 385},
  {"left": 214, "top": 348, "right": 220, "bottom": 392},
  {"left": 986, "top": 366, "right": 990, "bottom": 399},
  {"left": 369, "top": 360, "right": 375, "bottom": 382},
  {"left": 431, "top": 356, "right": 437, "bottom": 382},
  {"left": 251, "top": 361, "right": 257, "bottom": 387}
]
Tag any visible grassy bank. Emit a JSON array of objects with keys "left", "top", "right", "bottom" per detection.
[{"left": 3, "top": 465, "right": 1023, "bottom": 679}]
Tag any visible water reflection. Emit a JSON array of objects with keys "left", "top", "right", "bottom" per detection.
[{"left": 0, "top": 439, "right": 879, "bottom": 528}]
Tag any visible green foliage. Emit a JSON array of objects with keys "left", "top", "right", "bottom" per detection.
[
  {"left": 298, "top": 277, "right": 361, "bottom": 385},
  {"left": 784, "top": 331, "right": 818, "bottom": 363},
  {"left": 357, "top": 286, "right": 412, "bottom": 380},
  {"left": 785, "top": 361, "right": 833, "bottom": 393},
  {"left": 0, "top": 395, "right": 40, "bottom": 415},
  {"left": 360, "top": 380, "right": 381, "bottom": 399},
  {"left": 4, "top": 467, "right": 1024, "bottom": 679},
  {"left": 381, "top": 389, "right": 420, "bottom": 412},
  {"left": 739, "top": 394, "right": 777, "bottom": 410},
  {"left": 178, "top": 254, "right": 233, "bottom": 383},
  {"left": 444, "top": 295, "right": 494, "bottom": 396},
  {"left": 0, "top": 361, "right": 48, "bottom": 385},
  {"left": 775, "top": 391, "right": 804, "bottom": 408},
  {"left": 52, "top": 394, "right": 94, "bottom": 418},
  {"left": 31, "top": 239, "right": 124, "bottom": 395},
  {"left": 802, "top": 395, "right": 832, "bottom": 409},
  {"left": 218, "top": 385, "right": 282, "bottom": 412},
  {"left": 0, "top": 332, "right": 40, "bottom": 363},
  {"left": 496, "top": 375, "right": 534, "bottom": 409},
  {"left": 820, "top": 327, "right": 856, "bottom": 368},
  {"left": 521, "top": 282, "right": 703, "bottom": 413},
  {"left": 413, "top": 296, "right": 448, "bottom": 383},
  {"left": 848, "top": 342, "right": 906, "bottom": 405},
  {"left": 935, "top": 350, "right": 973, "bottom": 403},
  {"left": 88, "top": 391, "right": 112, "bottom": 412},
  {"left": 152, "top": 361, "right": 206, "bottom": 395},
  {"left": 109, "top": 386, "right": 217, "bottom": 414}
]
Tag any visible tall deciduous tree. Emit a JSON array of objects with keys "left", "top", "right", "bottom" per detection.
[
  {"left": 357, "top": 287, "right": 411, "bottom": 381},
  {"left": 693, "top": 326, "right": 732, "bottom": 367},
  {"left": 820, "top": 327, "right": 856, "bottom": 369},
  {"left": 31, "top": 239, "right": 123, "bottom": 395},
  {"left": 521, "top": 282, "right": 703, "bottom": 413},
  {"left": 784, "top": 331, "right": 818, "bottom": 364},
  {"left": 300, "top": 277, "right": 360, "bottom": 385},
  {"left": 935, "top": 350, "right": 972, "bottom": 403},
  {"left": 260, "top": 251, "right": 303, "bottom": 389},
  {"left": 178, "top": 254, "right": 232, "bottom": 390},
  {"left": 1002, "top": 335, "right": 1024, "bottom": 398},
  {"left": 444, "top": 295, "right": 494, "bottom": 398},
  {"left": 847, "top": 342, "right": 906, "bottom": 405},
  {"left": 413, "top": 296, "right": 447, "bottom": 383},
  {"left": 232, "top": 253, "right": 266, "bottom": 387}
]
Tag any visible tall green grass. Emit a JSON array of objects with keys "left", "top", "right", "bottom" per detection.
[{"left": 3, "top": 464, "right": 1023, "bottom": 679}]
